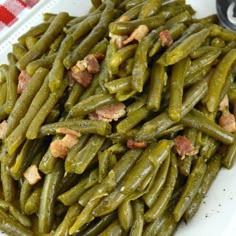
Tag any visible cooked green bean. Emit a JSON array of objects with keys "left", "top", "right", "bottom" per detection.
[
  {"left": 24, "top": 187, "right": 42, "bottom": 215},
  {"left": 12, "top": 43, "right": 27, "bottom": 60},
  {"left": 17, "top": 12, "right": 70, "bottom": 70},
  {"left": 99, "top": 220, "right": 124, "bottom": 236},
  {"left": 139, "top": 0, "right": 162, "bottom": 18},
  {"left": 144, "top": 152, "right": 178, "bottom": 222},
  {"left": 118, "top": 198, "right": 133, "bottom": 232},
  {"left": 5, "top": 67, "right": 48, "bottom": 138},
  {"left": 0, "top": 64, "right": 8, "bottom": 83},
  {"left": 38, "top": 161, "right": 64, "bottom": 233},
  {"left": 173, "top": 156, "right": 207, "bottom": 222},
  {"left": 147, "top": 63, "right": 166, "bottom": 112}
]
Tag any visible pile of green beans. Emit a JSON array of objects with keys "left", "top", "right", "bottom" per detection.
[{"left": 0, "top": 0, "right": 236, "bottom": 235}]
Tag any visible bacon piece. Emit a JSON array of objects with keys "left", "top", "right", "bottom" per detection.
[
  {"left": 50, "top": 130, "right": 80, "bottom": 159},
  {"left": 219, "top": 111, "right": 236, "bottom": 133},
  {"left": 123, "top": 25, "right": 149, "bottom": 45},
  {"left": 127, "top": 139, "right": 148, "bottom": 149},
  {"left": 23, "top": 165, "right": 41, "bottom": 185},
  {"left": 17, "top": 70, "right": 32, "bottom": 94},
  {"left": 71, "top": 70, "right": 93, "bottom": 88},
  {"left": 174, "top": 135, "right": 198, "bottom": 158},
  {"left": 160, "top": 30, "right": 173, "bottom": 47},
  {"left": 84, "top": 54, "right": 100, "bottom": 74},
  {"left": 89, "top": 103, "right": 126, "bottom": 122},
  {"left": 109, "top": 32, "right": 128, "bottom": 49},
  {"left": 219, "top": 95, "right": 229, "bottom": 112},
  {"left": 0, "top": 120, "right": 7, "bottom": 139}
]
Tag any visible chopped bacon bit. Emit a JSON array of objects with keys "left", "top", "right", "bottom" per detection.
[
  {"left": 123, "top": 25, "right": 149, "bottom": 45},
  {"left": 84, "top": 54, "right": 100, "bottom": 74},
  {"left": 23, "top": 165, "right": 41, "bottom": 185},
  {"left": 17, "top": 70, "right": 32, "bottom": 94},
  {"left": 174, "top": 135, "right": 198, "bottom": 158},
  {"left": 71, "top": 54, "right": 102, "bottom": 88},
  {"left": 127, "top": 139, "right": 148, "bottom": 149},
  {"left": 219, "top": 111, "right": 236, "bottom": 133},
  {"left": 56, "top": 127, "right": 80, "bottom": 138},
  {"left": 219, "top": 95, "right": 229, "bottom": 112},
  {"left": 50, "top": 131, "right": 80, "bottom": 159},
  {"left": 0, "top": 120, "right": 7, "bottom": 139},
  {"left": 160, "top": 30, "right": 173, "bottom": 47},
  {"left": 71, "top": 70, "right": 93, "bottom": 88},
  {"left": 89, "top": 103, "right": 126, "bottom": 122}
]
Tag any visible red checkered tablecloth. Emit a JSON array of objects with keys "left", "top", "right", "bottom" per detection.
[{"left": 0, "top": 0, "right": 39, "bottom": 31}]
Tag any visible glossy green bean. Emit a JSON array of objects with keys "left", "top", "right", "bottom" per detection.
[
  {"left": 69, "top": 93, "right": 117, "bottom": 117},
  {"left": 144, "top": 152, "right": 178, "bottom": 222},
  {"left": 139, "top": 0, "right": 162, "bottom": 18},
  {"left": 17, "top": 12, "right": 70, "bottom": 70},
  {"left": 223, "top": 133, "right": 236, "bottom": 169},
  {"left": 203, "top": 49, "right": 236, "bottom": 112},
  {"left": 5, "top": 53, "right": 19, "bottom": 114},
  {"left": 158, "top": 28, "right": 210, "bottom": 66},
  {"left": 38, "top": 161, "right": 64, "bottom": 233},
  {"left": 143, "top": 154, "right": 170, "bottom": 207},
  {"left": 5, "top": 67, "right": 48, "bottom": 138},
  {"left": 8, "top": 205, "right": 31, "bottom": 227},
  {"left": 105, "top": 76, "right": 131, "bottom": 94},
  {"left": 173, "top": 156, "right": 207, "bottom": 222},
  {"left": 25, "top": 36, "right": 38, "bottom": 50},
  {"left": 184, "top": 154, "right": 222, "bottom": 222},
  {"left": 147, "top": 63, "right": 166, "bottom": 112},
  {"left": 24, "top": 187, "right": 42, "bottom": 215},
  {"left": 12, "top": 43, "right": 27, "bottom": 60},
  {"left": 210, "top": 24, "right": 236, "bottom": 41},
  {"left": 99, "top": 220, "right": 124, "bottom": 236},
  {"left": 135, "top": 79, "right": 208, "bottom": 141},
  {"left": 118, "top": 198, "right": 133, "bottom": 232},
  {"left": 181, "top": 112, "right": 234, "bottom": 145},
  {"left": 168, "top": 57, "right": 190, "bottom": 121},
  {"left": 89, "top": 38, "right": 109, "bottom": 55},
  {"left": 0, "top": 64, "right": 8, "bottom": 83}
]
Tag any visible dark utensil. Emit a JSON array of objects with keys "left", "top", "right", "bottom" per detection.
[{"left": 216, "top": 0, "right": 236, "bottom": 30}]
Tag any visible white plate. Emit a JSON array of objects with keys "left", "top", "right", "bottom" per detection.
[{"left": 0, "top": 0, "right": 236, "bottom": 235}]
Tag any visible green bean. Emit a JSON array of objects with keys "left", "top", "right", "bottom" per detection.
[
  {"left": 158, "top": 28, "right": 210, "bottom": 66},
  {"left": 18, "top": 22, "right": 50, "bottom": 45},
  {"left": 166, "top": 10, "right": 192, "bottom": 26},
  {"left": 64, "top": 83, "right": 83, "bottom": 112},
  {"left": 184, "top": 154, "right": 222, "bottom": 222},
  {"left": 99, "top": 220, "right": 124, "bottom": 236},
  {"left": 26, "top": 78, "right": 68, "bottom": 139},
  {"left": 115, "top": 87, "right": 136, "bottom": 102},
  {"left": 168, "top": 57, "right": 190, "bottom": 121},
  {"left": 48, "top": 36, "right": 72, "bottom": 92},
  {"left": 25, "top": 36, "right": 38, "bottom": 50},
  {"left": 203, "top": 49, "right": 236, "bottom": 113},
  {"left": 223, "top": 133, "right": 236, "bottom": 169},
  {"left": 120, "top": 140, "right": 172, "bottom": 195},
  {"left": 126, "top": 95, "right": 146, "bottom": 114},
  {"left": 64, "top": 2, "right": 115, "bottom": 69},
  {"left": 67, "top": 135, "right": 105, "bottom": 174},
  {"left": 69, "top": 93, "right": 117, "bottom": 117},
  {"left": 6, "top": 75, "right": 51, "bottom": 155},
  {"left": 149, "top": 23, "right": 186, "bottom": 57},
  {"left": 89, "top": 38, "right": 109, "bottom": 55},
  {"left": 26, "top": 53, "right": 56, "bottom": 76},
  {"left": 24, "top": 187, "right": 42, "bottom": 215},
  {"left": 17, "top": 12, "right": 70, "bottom": 70},
  {"left": 105, "top": 76, "right": 131, "bottom": 94},
  {"left": 118, "top": 198, "right": 133, "bottom": 232},
  {"left": 58, "top": 169, "right": 98, "bottom": 206},
  {"left": 147, "top": 63, "right": 166, "bottom": 112},
  {"left": 38, "top": 160, "right": 64, "bottom": 233},
  {"left": 12, "top": 43, "right": 27, "bottom": 60},
  {"left": 1, "top": 162, "right": 17, "bottom": 203},
  {"left": 109, "top": 44, "right": 137, "bottom": 75},
  {"left": 0, "top": 208, "right": 33, "bottom": 236},
  {"left": 173, "top": 156, "right": 207, "bottom": 222},
  {"left": 79, "top": 149, "right": 142, "bottom": 206},
  {"left": 54, "top": 204, "right": 82, "bottom": 236},
  {"left": 9, "top": 205, "right": 32, "bottom": 227},
  {"left": 125, "top": 0, "right": 144, "bottom": 10},
  {"left": 210, "top": 24, "right": 236, "bottom": 41},
  {"left": 65, "top": 134, "right": 90, "bottom": 173},
  {"left": 109, "top": 14, "right": 166, "bottom": 35},
  {"left": 135, "top": 79, "right": 208, "bottom": 141},
  {"left": 98, "top": 151, "right": 110, "bottom": 183},
  {"left": 157, "top": 213, "right": 177, "bottom": 236},
  {"left": 120, "top": 3, "right": 144, "bottom": 20},
  {"left": 0, "top": 82, "right": 7, "bottom": 106},
  {"left": 5, "top": 53, "right": 19, "bottom": 114},
  {"left": 139, "top": 0, "right": 162, "bottom": 18},
  {"left": 144, "top": 152, "right": 178, "bottom": 222},
  {"left": 82, "top": 212, "right": 116, "bottom": 236},
  {"left": 132, "top": 27, "right": 164, "bottom": 92},
  {"left": 143, "top": 154, "right": 170, "bottom": 207},
  {"left": 0, "top": 64, "right": 8, "bottom": 83},
  {"left": 129, "top": 199, "right": 144, "bottom": 236},
  {"left": 181, "top": 112, "right": 234, "bottom": 145},
  {"left": 5, "top": 67, "right": 48, "bottom": 138}
]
